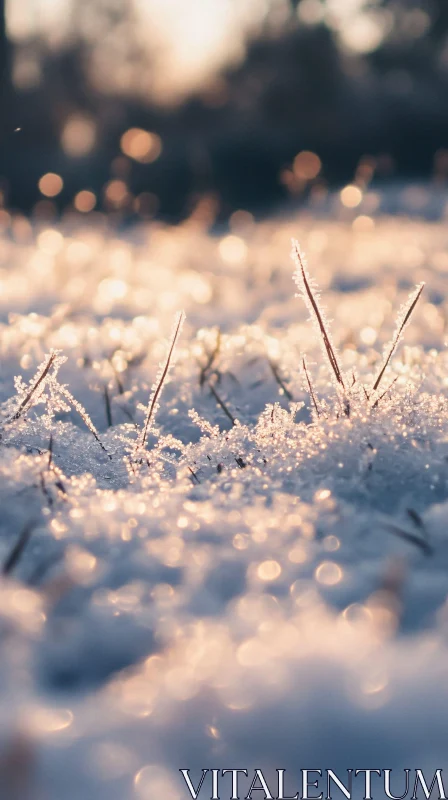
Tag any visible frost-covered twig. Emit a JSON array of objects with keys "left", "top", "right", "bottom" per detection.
[
  {"left": 302, "top": 357, "right": 321, "bottom": 417},
  {"left": 291, "top": 240, "right": 346, "bottom": 391},
  {"left": 188, "top": 409, "right": 220, "bottom": 438},
  {"left": 58, "top": 384, "right": 110, "bottom": 456},
  {"left": 371, "top": 376, "right": 398, "bottom": 409},
  {"left": 372, "top": 282, "right": 424, "bottom": 393},
  {"left": 133, "top": 310, "right": 185, "bottom": 460},
  {"left": 6, "top": 351, "right": 58, "bottom": 423}
]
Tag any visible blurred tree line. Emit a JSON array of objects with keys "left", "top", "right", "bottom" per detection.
[{"left": 0, "top": 0, "right": 448, "bottom": 221}]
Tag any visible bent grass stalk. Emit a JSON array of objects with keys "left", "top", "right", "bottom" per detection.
[{"left": 58, "top": 384, "right": 110, "bottom": 456}]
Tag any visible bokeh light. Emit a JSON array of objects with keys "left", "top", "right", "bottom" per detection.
[
  {"left": 38, "top": 173, "right": 64, "bottom": 198},
  {"left": 293, "top": 151, "right": 322, "bottom": 181},
  {"left": 120, "top": 129, "right": 162, "bottom": 164},
  {"left": 340, "top": 185, "right": 363, "bottom": 208},
  {"left": 74, "top": 190, "right": 97, "bottom": 213},
  {"left": 61, "top": 115, "right": 97, "bottom": 158}
]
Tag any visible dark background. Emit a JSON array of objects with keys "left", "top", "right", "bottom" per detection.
[{"left": 0, "top": 0, "right": 448, "bottom": 223}]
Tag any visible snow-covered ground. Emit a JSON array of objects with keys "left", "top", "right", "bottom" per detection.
[{"left": 0, "top": 209, "right": 448, "bottom": 798}]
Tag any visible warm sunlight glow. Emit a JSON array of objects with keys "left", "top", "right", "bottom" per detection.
[{"left": 219, "top": 235, "right": 248, "bottom": 265}]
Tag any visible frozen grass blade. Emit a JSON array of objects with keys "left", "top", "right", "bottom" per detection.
[
  {"left": 372, "top": 282, "right": 424, "bottom": 393},
  {"left": 208, "top": 379, "right": 236, "bottom": 426},
  {"left": 291, "top": 239, "right": 346, "bottom": 391},
  {"left": 7, "top": 351, "right": 57, "bottom": 423},
  {"left": 58, "top": 384, "right": 110, "bottom": 456},
  {"left": 302, "top": 357, "right": 321, "bottom": 417},
  {"left": 104, "top": 385, "right": 113, "bottom": 428},
  {"left": 383, "top": 521, "right": 433, "bottom": 557},
  {"left": 268, "top": 358, "right": 293, "bottom": 401},
  {"left": 3, "top": 522, "right": 36, "bottom": 575},
  {"left": 47, "top": 434, "right": 53, "bottom": 469},
  {"left": 371, "top": 376, "right": 398, "bottom": 409},
  {"left": 46, "top": 434, "right": 67, "bottom": 497},
  {"left": 188, "top": 466, "right": 201, "bottom": 484},
  {"left": 199, "top": 328, "right": 221, "bottom": 387},
  {"left": 39, "top": 471, "right": 54, "bottom": 510},
  {"left": 133, "top": 310, "right": 185, "bottom": 459}
]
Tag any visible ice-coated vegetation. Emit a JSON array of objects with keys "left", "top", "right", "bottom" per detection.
[{"left": 0, "top": 213, "right": 448, "bottom": 797}]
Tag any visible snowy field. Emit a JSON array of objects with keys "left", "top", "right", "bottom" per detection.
[{"left": 1, "top": 208, "right": 448, "bottom": 798}]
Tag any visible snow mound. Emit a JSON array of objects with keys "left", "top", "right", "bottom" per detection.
[{"left": 0, "top": 214, "right": 447, "bottom": 797}]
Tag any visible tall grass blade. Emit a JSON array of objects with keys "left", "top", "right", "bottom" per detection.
[
  {"left": 7, "top": 351, "right": 57, "bottom": 423},
  {"left": 291, "top": 239, "right": 346, "bottom": 391},
  {"left": 133, "top": 310, "right": 185, "bottom": 458},
  {"left": 372, "top": 282, "right": 424, "bottom": 393}
]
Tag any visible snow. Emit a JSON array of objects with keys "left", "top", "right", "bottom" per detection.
[{"left": 0, "top": 211, "right": 448, "bottom": 797}]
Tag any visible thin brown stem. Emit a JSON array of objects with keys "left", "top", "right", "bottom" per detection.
[
  {"left": 292, "top": 241, "right": 345, "bottom": 390},
  {"left": 208, "top": 381, "right": 236, "bottom": 426},
  {"left": 372, "top": 376, "right": 398, "bottom": 409},
  {"left": 3, "top": 523, "right": 35, "bottom": 575},
  {"left": 8, "top": 352, "right": 56, "bottom": 422},
  {"left": 268, "top": 358, "right": 293, "bottom": 401},
  {"left": 199, "top": 328, "right": 221, "bottom": 387},
  {"left": 134, "top": 310, "right": 185, "bottom": 458},
  {"left": 372, "top": 283, "right": 424, "bottom": 393},
  {"left": 302, "top": 357, "right": 320, "bottom": 417},
  {"left": 104, "top": 385, "right": 113, "bottom": 428}
]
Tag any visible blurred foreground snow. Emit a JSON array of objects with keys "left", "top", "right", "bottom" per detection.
[{"left": 0, "top": 212, "right": 448, "bottom": 797}]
